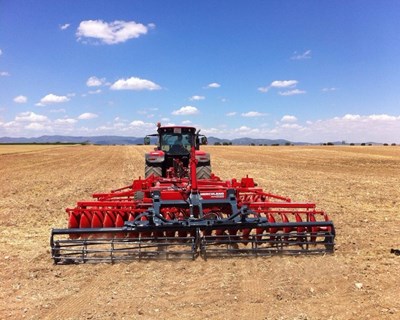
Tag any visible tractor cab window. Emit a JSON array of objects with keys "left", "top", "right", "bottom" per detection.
[{"left": 161, "top": 133, "right": 192, "bottom": 154}]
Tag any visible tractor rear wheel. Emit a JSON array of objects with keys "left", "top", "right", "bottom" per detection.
[
  {"left": 196, "top": 163, "right": 211, "bottom": 179},
  {"left": 145, "top": 164, "right": 162, "bottom": 178}
]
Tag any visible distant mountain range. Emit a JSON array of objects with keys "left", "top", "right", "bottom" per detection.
[
  {"left": 0, "top": 135, "right": 381, "bottom": 146},
  {"left": 208, "top": 136, "right": 297, "bottom": 145},
  {"left": 0, "top": 135, "right": 304, "bottom": 145},
  {"left": 0, "top": 135, "right": 145, "bottom": 145}
]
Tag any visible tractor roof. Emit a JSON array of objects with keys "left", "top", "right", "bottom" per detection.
[
  {"left": 158, "top": 126, "right": 197, "bottom": 134},
  {"left": 159, "top": 126, "right": 196, "bottom": 130}
]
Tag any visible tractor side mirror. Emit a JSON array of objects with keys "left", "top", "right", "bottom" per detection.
[
  {"left": 144, "top": 136, "right": 150, "bottom": 145},
  {"left": 201, "top": 137, "right": 208, "bottom": 145}
]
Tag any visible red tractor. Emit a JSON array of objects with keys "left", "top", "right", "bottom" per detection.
[{"left": 144, "top": 124, "right": 211, "bottom": 179}]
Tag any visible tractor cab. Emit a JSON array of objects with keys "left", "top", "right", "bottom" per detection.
[
  {"left": 158, "top": 126, "right": 194, "bottom": 155},
  {"left": 144, "top": 126, "right": 207, "bottom": 153},
  {"left": 144, "top": 124, "right": 210, "bottom": 178}
]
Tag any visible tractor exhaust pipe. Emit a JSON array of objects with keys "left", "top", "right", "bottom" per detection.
[{"left": 189, "top": 138, "right": 198, "bottom": 193}]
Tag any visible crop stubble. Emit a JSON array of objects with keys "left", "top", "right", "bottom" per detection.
[{"left": 0, "top": 145, "right": 399, "bottom": 319}]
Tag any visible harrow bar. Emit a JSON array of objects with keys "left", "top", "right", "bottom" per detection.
[
  {"left": 51, "top": 215, "right": 335, "bottom": 264},
  {"left": 51, "top": 234, "right": 198, "bottom": 264},
  {"left": 201, "top": 232, "right": 334, "bottom": 258}
]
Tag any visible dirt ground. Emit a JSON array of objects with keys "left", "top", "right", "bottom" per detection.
[{"left": 0, "top": 145, "right": 399, "bottom": 320}]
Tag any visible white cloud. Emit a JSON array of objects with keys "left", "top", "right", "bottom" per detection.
[
  {"left": 258, "top": 80, "right": 298, "bottom": 93},
  {"left": 110, "top": 77, "right": 161, "bottom": 91},
  {"left": 13, "top": 95, "right": 28, "bottom": 104},
  {"left": 241, "top": 111, "right": 266, "bottom": 117},
  {"left": 261, "top": 113, "right": 400, "bottom": 143},
  {"left": 0, "top": 71, "right": 10, "bottom": 76},
  {"left": 257, "top": 86, "right": 270, "bottom": 93},
  {"left": 237, "top": 126, "right": 251, "bottom": 132},
  {"left": 76, "top": 20, "right": 153, "bottom": 44},
  {"left": 181, "top": 120, "right": 192, "bottom": 125},
  {"left": 130, "top": 120, "right": 146, "bottom": 126},
  {"left": 281, "top": 123, "right": 304, "bottom": 130},
  {"left": 333, "top": 114, "right": 400, "bottom": 123},
  {"left": 201, "top": 127, "right": 224, "bottom": 135},
  {"left": 368, "top": 114, "right": 399, "bottom": 121},
  {"left": 190, "top": 95, "right": 205, "bottom": 101},
  {"left": 291, "top": 50, "right": 312, "bottom": 60},
  {"left": 94, "top": 119, "right": 155, "bottom": 135},
  {"left": 50, "top": 108, "right": 66, "bottom": 113},
  {"left": 78, "top": 113, "right": 98, "bottom": 120},
  {"left": 281, "top": 115, "right": 297, "bottom": 122},
  {"left": 226, "top": 112, "right": 237, "bottom": 116},
  {"left": 130, "top": 120, "right": 154, "bottom": 128},
  {"left": 0, "top": 49, "right": 2, "bottom": 56},
  {"left": 54, "top": 118, "right": 77, "bottom": 125},
  {"left": 304, "top": 114, "right": 400, "bottom": 143},
  {"left": 25, "top": 123, "right": 47, "bottom": 131},
  {"left": 15, "top": 111, "right": 48, "bottom": 122},
  {"left": 342, "top": 114, "right": 361, "bottom": 121},
  {"left": 278, "top": 89, "right": 306, "bottom": 96},
  {"left": 2, "top": 110, "right": 399, "bottom": 143},
  {"left": 322, "top": 87, "right": 337, "bottom": 92},
  {"left": 60, "top": 23, "right": 70, "bottom": 30},
  {"left": 0, "top": 112, "right": 83, "bottom": 135},
  {"left": 36, "top": 93, "right": 70, "bottom": 106},
  {"left": 234, "top": 113, "right": 400, "bottom": 143},
  {"left": 271, "top": 80, "right": 298, "bottom": 88},
  {"left": 259, "top": 80, "right": 305, "bottom": 95},
  {"left": 86, "top": 76, "right": 106, "bottom": 87},
  {"left": 206, "top": 82, "right": 221, "bottom": 88},
  {"left": 172, "top": 106, "right": 199, "bottom": 116},
  {"left": 234, "top": 126, "right": 261, "bottom": 136},
  {"left": 170, "top": 113, "right": 400, "bottom": 143}
]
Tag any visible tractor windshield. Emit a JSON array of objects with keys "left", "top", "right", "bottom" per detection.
[{"left": 160, "top": 133, "right": 192, "bottom": 154}]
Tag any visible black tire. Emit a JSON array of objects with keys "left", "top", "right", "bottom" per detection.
[
  {"left": 196, "top": 163, "right": 211, "bottom": 179},
  {"left": 145, "top": 164, "right": 162, "bottom": 178}
]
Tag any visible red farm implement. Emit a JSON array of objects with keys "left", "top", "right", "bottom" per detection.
[{"left": 50, "top": 125, "right": 335, "bottom": 264}]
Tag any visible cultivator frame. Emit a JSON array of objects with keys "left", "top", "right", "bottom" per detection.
[{"left": 50, "top": 142, "right": 335, "bottom": 264}]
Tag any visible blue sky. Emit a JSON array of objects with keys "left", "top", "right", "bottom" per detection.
[{"left": 1, "top": 0, "right": 399, "bottom": 143}]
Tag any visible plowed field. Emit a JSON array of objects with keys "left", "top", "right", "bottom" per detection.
[{"left": 0, "top": 145, "right": 399, "bottom": 319}]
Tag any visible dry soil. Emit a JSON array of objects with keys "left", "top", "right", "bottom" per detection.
[{"left": 0, "top": 145, "right": 399, "bottom": 319}]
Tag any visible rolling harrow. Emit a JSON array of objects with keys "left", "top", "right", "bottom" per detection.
[{"left": 50, "top": 125, "right": 335, "bottom": 264}]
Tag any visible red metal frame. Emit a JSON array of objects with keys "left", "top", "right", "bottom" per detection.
[{"left": 50, "top": 131, "right": 335, "bottom": 263}]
